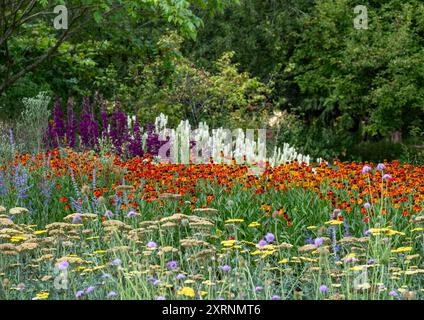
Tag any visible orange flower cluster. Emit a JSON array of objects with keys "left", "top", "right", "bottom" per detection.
[{"left": 11, "top": 149, "right": 424, "bottom": 218}]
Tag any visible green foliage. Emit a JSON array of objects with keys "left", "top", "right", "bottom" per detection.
[
  {"left": 0, "top": 0, "right": 229, "bottom": 119},
  {"left": 136, "top": 37, "right": 272, "bottom": 128},
  {"left": 286, "top": 0, "right": 424, "bottom": 157},
  {"left": 349, "top": 141, "right": 403, "bottom": 163},
  {"left": 17, "top": 92, "right": 52, "bottom": 153}
]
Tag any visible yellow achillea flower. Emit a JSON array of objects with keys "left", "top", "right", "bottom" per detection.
[
  {"left": 33, "top": 291, "right": 49, "bottom": 300},
  {"left": 224, "top": 219, "right": 244, "bottom": 224},
  {"left": 306, "top": 226, "right": 317, "bottom": 230},
  {"left": 411, "top": 228, "right": 423, "bottom": 233},
  {"left": 33, "top": 230, "right": 47, "bottom": 235},
  {"left": 86, "top": 236, "right": 100, "bottom": 240},
  {"left": 93, "top": 250, "right": 108, "bottom": 254},
  {"left": 385, "top": 229, "right": 405, "bottom": 236},
  {"left": 240, "top": 240, "right": 256, "bottom": 246},
  {"left": 221, "top": 240, "right": 236, "bottom": 247},
  {"left": 248, "top": 222, "right": 261, "bottom": 228},
  {"left": 10, "top": 236, "right": 26, "bottom": 242},
  {"left": 325, "top": 220, "right": 343, "bottom": 225},
  {"left": 300, "top": 257, "right": 318, "bottom": 263},
  {"left": 72, "top": 266, "right": 86, "bottom": 272},
  {"left": 177, "top": 287, "right": 196, "bottom": 298},
  {"left": 184, "top": 280, "right": 195, "bottom": 284},
  {"left": 199, "top": 291, "right": 208, "bottom": 296},
  {"left": 349, "top": 265, "right": 367, "bottom": 271},
  {"left": 278, "top": 258, "right": 289, "bottom": 264},
  {"left": 391, "top": 247, "right": 413, "bottom": 253},
  {"left": 344, "top": 253, "right": 356, "bottom": 259}
]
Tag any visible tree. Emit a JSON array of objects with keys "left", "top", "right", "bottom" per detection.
[
  {"left": 286, "top": 0, "right": 424, "bottom": 158},
  {"left": 0, "top": 0, "right": 229, "bottom": 118}
]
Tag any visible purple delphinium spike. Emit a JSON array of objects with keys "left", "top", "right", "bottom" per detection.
[
  {"left": 100, "top": 97, "right": 109, "bottom": 139},
  {"left": 51, "top": 97, "right": 66, "bottom": 146},
  {"left": 79, "top": 96, "right": 99, "bottom": 149},
  {"left": 128, "top": 117, "right": 144, "bottom": 158},
  {"left": 109, "top": 98, "right": 128, "bottom": 155},
  {"left": 66, "top": 97, "right": 77, "bottom": 148}
]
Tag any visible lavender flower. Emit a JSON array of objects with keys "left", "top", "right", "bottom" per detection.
[
  {"left": 255, "top": 286, "right": 263, "bottom": 292},
  {"left": 361, "top": 165, "right": 372, "bottom": 174},
  {"left": 156, "top": 296, "right": 166, "bottom": 300},
  {"left": 364, "top": 202, "right": 371, "bottom": 209},
  {"left": 264, "top": 233, "right": 275, "bottom": 243},
  {"left": 107, "top": 291, "right": 118, "bottom": 299},
  {"left": 85, "top": 286, "right": 95, "bottom": 294},
  {"left": 257, "top": 239, "right": 268, "bottom": 248},
  {"left": 111, "top": 258, "right": 122, "bottom": 266},
  {"left": 220, "top": 265, "right": 232, "bottom": 273},
  {"left": 389, "top": 290, "right": 398, "bottom": 297},
  {"left": 127, "top": 210, "right": 138, "bottom": 218},
  {"left": 57, "top": 260, "right": 69, "bottom": 270},
  {"left": 314, "top": 237, "right": 324, "bottom": 248},
  {"left": 176, "top": 274, "right": 186, "bottom": 280},
  {"left": 383, "top": 174, "right": 392, "bottom": 180},
  {"left": 75, "top": 290, "right": 84, "bottom": 299},
  {"left": 147, "top": 241, "right": 157, "bottom": 249},
  {"left": 104, "top": 210, "right": 114, "bottom": 218},
  {"left": 376, "top": 163, "right": 386, "bottom": 171},
  {"left": 166, "top": 260, "right": 178, "bottom": 270},
  {"left": 72, "top": 214, "right": 82, "bottom": 224},
  {"left": 319, "top": 285, "right": 329, "bottom": 293},
  {"left": 271, "top": 295, "right": 281, "bottom": 300}
]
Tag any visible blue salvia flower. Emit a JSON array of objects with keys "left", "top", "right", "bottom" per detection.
[
  {"left": 40, "top": 178, "right": 55, "bottom": 206},
  {"left": 70, "top": 197, "right": 83, "bottom": 213},
  {"left": 303, "top": 228, "right": 313, "bottom": 244},
  {"left": 69, "top": 168, "right": 81, "bottom": 198},
  {"left": 92, "top": 168, "right": 97, "bottom": 190},
  {"left": 13, "top": 165, "right": 30, "bottom": 203},
  {"left": 0, "top": 171, "right": 8, "bottom": 195},
  {"left": 9, "top": 129, "right": 15, "bottom": 152},
  {"left": 343, "top": 219, "right": 351, "bottom": 237},
  {"left": 331, "top": 226, "right": 339, "bottom": 261}
]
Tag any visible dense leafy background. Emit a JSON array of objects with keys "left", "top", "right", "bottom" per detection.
[{"left": 0, "top": 0, "right": 423, "bottom": 162}]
